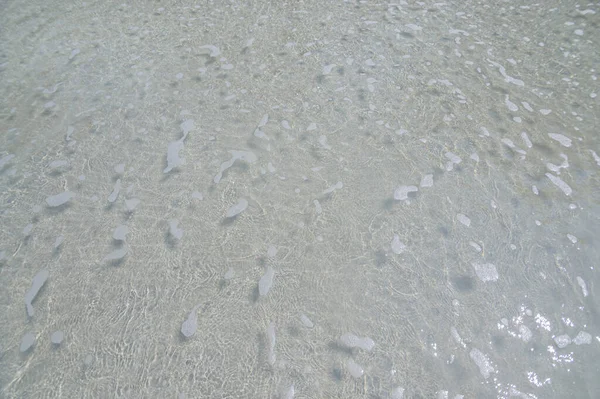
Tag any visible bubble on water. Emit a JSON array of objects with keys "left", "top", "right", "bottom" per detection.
[
  {"left": 300, "top": 314, "right": 314, "bottom": 328},
  {"left": 84, "top": 354, "right": 93, "bottom": 366},
  {"left": 113, "top": 225, "right": 128, "bottom": 241},
  {"left": 501, "top": 138, "right": 516, "bottom": 148},
  {"left": 180, "top": 119, "right": 194, "bottom": 138},
  {"left": 281, "top": 120, "right": 291, "bottom": 130},
  {"left": 169, "top": 220, "right": 183, "bottom": 240},
  {"left": 576, "top": 276, "right": 588, "bottom": 297},
  {"left": 573, "top": 331, "right": 592, "bottom": 345},
  {"left": 391, "top": 386, "right": 405, "bottom": 399},
  {"left": 451, "top": 326, "right": 466, "bottom": 347},
  {"left": 114, "top": 163, "right": 125, "bottom": 174},
  {"left": 226, "top": 198, "right": 248, "bottom": 218},
  {"left": 25, "top": 269, "right": 49, "bottom": 317},
  {"left": 318, "top": 135, "right": 331, "bottom": 150},
  {"left": 505, "top": 95, "right": 518, "bottom": 112},
  {"left": 259, "top": 267, "right": 275, "bottom": 296},
  {"left": 313, "top": 200, "right": 322, "bottom": 214},
  {"left": 307, "top": 122, "right": 317, "bottom": 131},
  {"left": 281, "top": 384, "right": 295, "bottom": 399},
  {"left": 214, "top": 150, "right": 258, "bottom": 183},
  {"left": 554, "top": 334, "right": 571, "bottom": 348},
  {"left": 469, "top": 241, "right": 482, "bottom": 252},
  {"left": 46, "top": 191, "right": 74, "bottom": 207},
  {"left": 486, "top": 58, "right": 524, "bottom": 86},
  {"left": 445, "top": 152, "right": 462, "bottom": 171},
  {"left": 164, "top": 140, "right": 185, "bottom": 173},
  {"left": 54, "top": 235, "right": 64, "bottom": 249},
  {"left": 125, "top": 198, "right": 140, "bottom": 211},
  {"left": 339, "top": 333, "right": 375, "bottom": 351},
  {"left": 469, "top": 348, "right": 494, "bottom": 379},
  {"left": 0, "top": 154, "right": 15, "bottom": 171},
  {"left": 223, "top": 268, "right": 235, "bottom": 280},
  {"left": 346, "top": 359, "right": 364, "bottom": 378},
  {"left": 61, "top": 126, "right": 75, "bottom": 143},
  {"left": 446, "top": 152, "right": 461, "bottom": 163},
  {"left": 472, "top": 263, "right": 498, "bottom": 282},
  {"left": 548, "top": 133, "right": 572, "bottom": 147},
  {"left": 521, "top": 132, "right": 532, "bottom": 148},
  {"left": 267, "top": 245, "right": 278, "bottom": 258},
  {"left": 322, "top": 64, "right": 336, "bottom": 75},
  {"left": 539, "top": 109, "right": 552, "bottom": 115},
  {"left": 20, "top": 332, "right": 35, "bottom": 353},
  {"left": 69, "top": 48, "right": 80, "bottom": 60},
  {"left": 23, "top": 223, "right": 33, "bottom": 237},
  {"left": 108, "top": 180, "right": 121, "bottom": 203},
  {"left": 545, "top": 173, "right": 572, "bottom": 196},
  {"left": 266, "top": 322, "right": 276, "bottom": 365},
  {"left": 521, "top": 102, "right": 533, "bottom": 112},
  {"left": 191, "top": 191, "right": 203, "bottom": 200},
  {"left": 574, "top": 29, "right": 584, "bottom": 36},
  {"left": 470, "top": 153, "right": 480, "bottom": 162},
  {"left": 103, "top": 247, "right": 127, "bottom": 262},
  {"left": 49, "top": 160, "right": 69, "bottom": 170},
  {"left": 394, "top": 185, "right": 418, "bottom": 200},
  {"left": 420, "top": 174, "right": 433, "bottom": 188},
  {"left": 51, "top": 331, "right": 64, "bottom": 345},
  {"left": 254, "top": 129, "right": 268, "bottom": 139},
  {"left": 391, "top": 235, "right": 405, "bottom": 254},
  {"left": 546, "top": 154, "right": 569, "bottom": 174},
  {"left": 198, "top": 44, "right": 220, "bottom": 57},
  {"left": 566, "top": 234, "right": 577, "bottom": 244},
  {"left": 181, "top": 306, "right": 199, "bottom": 338},
  {"left": 532, "top": 185, "right": 539, "bottom": 195},
  {"left": 457, "top": 213, "right": 471, "bottom": 227},
  {"left": 323, "top": 181, "right": 343, "bottom": 194},
  {"left": 255, "top": 114, "right": 268, "bottom": 128}
]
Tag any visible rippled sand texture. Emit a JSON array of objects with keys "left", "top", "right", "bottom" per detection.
[{"left": 1, "top": 1, "right": 599, "bottom": 398}]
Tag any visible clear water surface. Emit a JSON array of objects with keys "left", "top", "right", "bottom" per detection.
[{"left": 1, "top": 1, "right": 599, "bottom": 398}]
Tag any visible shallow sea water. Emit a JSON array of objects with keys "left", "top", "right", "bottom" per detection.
[{"left": 1, "top": 1, "right": 599, "bottom": 398}]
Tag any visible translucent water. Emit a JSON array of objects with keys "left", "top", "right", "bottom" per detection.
[{"left": 1, "top": 1, "right": 599, "bottom": 398}]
